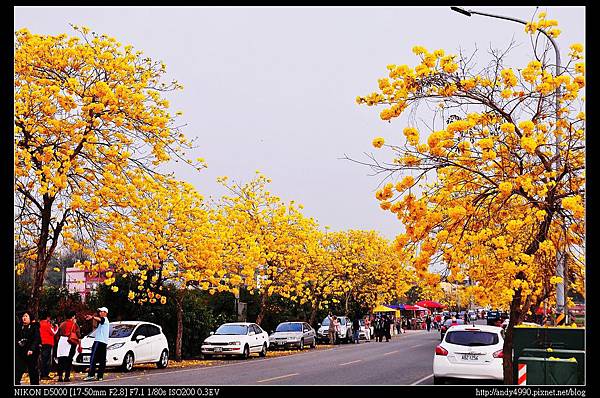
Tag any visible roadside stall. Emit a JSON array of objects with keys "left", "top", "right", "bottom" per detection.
[{"left": 372, "top": 304, "right": 397, "bottom": 335}]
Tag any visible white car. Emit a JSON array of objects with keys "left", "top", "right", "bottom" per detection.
[
  {"left": 433, "top": 324, "right": 504, "bottom": 384},
  {"left": 201, "top": 322, "right": 269, "bottom": 359},
  {"left": 73, "top": 321, "right": 169, "bottom": 372},
  {"left": 316, "top": 316, "right": 353, "bottom": 344}
]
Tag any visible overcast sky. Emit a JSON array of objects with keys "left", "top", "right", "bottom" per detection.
[{"left": 14, "top": 6, "right": 585, "bottom": 240}]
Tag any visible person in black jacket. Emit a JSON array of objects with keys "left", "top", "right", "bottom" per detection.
[
  {"left": 383, "top": 315, "right": 392, "bottom": 342},
  {"left": 15, "top": 310, "right": 41, "bottom": 385}
]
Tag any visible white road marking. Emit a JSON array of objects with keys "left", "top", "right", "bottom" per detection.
[
  {"left": 382, "top": 350, "right": 399, "bottom": 356},
  {"left": 411, "top": 373, "right": 434, "bottom": 385},
  {"left": 72, "top": 348, "right": 333, "bottom": 385},
  {"left": 257, "top": 373, "right": 299, "bottom": 383},
  {"left": 339, "top": 360, "right": 362, "bottom": 366}
]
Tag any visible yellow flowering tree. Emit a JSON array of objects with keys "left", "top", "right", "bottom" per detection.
[
  {"left": 215, "top": 173, "right": 319, "bottom": 325},
  {"left": 14, "top": 26, "right": 203, "bottom": 317},
  {"left": 67, "top": 174, "right": 220, "bottom": 361},
  {"left": 355, "top": 14, "right": 584, "bottom": 383}
]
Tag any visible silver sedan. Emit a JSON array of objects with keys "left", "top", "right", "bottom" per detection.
[{"left": 268, "top": 322, "right": 316, "bottom": 350}]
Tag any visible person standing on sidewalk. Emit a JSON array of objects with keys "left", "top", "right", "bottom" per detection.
[
  {"left": 383, "top": 315, "right": 392, "bottom": 342},
  {"left": 56, "top": 311, "right": 81, "bottom": 382},
  {"left": 425, "top": 315, "right": 432, "bottom": 332},
  {"left": 352, "top": 315, "right": 361, "bottom": 344},
  {"left": 38, "top": 310, "right": 58, "bottom": 380},
  {"left": 327, "top": 314, "right": 336, "bottom": 345},
  {"left": 83, "top": 307, "right": 110, "bottom": 381},
  {"left": 15, "top": 310, "right": 41, "bottom": 385},
  {"left": 363, "top": 316, "right": 371, "bottom": 341}
]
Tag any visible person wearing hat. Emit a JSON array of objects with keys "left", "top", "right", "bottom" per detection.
[{"left": 83, "top": 307, "right": 110, "bottom": 381}]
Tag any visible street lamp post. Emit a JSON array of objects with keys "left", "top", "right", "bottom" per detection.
[{"left": 450, "top": 6, "right": 567, "bottom": 323}]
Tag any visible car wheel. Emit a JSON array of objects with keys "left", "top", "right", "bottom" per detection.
[
  {"left": 122, "top": 351, "right": 134, "bottom": 372},
  {"left": 259, "top": 343, "right": 267, "bottom": 357},
  {"left": 156, "top": 349, "right": 169, "bottom": 369},
  {"left": 299, "top": 339, "right": 304, "bottom": 350},
  {"left": 242, "top": 345, "right": 250, "bottom": 359},
  {"left": 433, "top": 376, "right": 446, "bottom": 385}
]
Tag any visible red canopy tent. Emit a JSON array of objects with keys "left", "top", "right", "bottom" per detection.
[{"left": 416, "top": 300, "right": 445, "bottom": 309}]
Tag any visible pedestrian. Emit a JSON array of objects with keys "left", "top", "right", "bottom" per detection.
[
  {"left": 333, "top": 316, "right": 340, "bottom": 344},
  {"left": 378, "top": 316, "right": 385, "bottom": 342},
  {"left": 327, "top": 314, "right": 336, "bottom": 345},
  {"left": 38, "top": 310, "right": 58, "bottom": 380},
  {"left": 56, "top": 311, "right": 81, "bottom": 382},
  {"left": 352, "top": 315, "right": 360, "bottom": 344},
  {"left": 435, "top": 313, "right": 442, "bottom": 330},
  {"left": 425, "top": 315, "right": 432, "bottom": 332},
  {"left": 83, "top": 307, "right": 110, "bottom": 381},
  {"left": 363, "top": 316, "right": 371, "bottom": 341},
  {"left": 372, "top": 316, "right": 379, "bottom": 342},
  {"left": 383, "top": 315, "right": 392, "bottom": 342},
  {"left": 15, "top": 310, "right": 41, "bottom": 385}
]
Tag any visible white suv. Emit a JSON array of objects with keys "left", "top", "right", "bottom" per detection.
[
  {"left": 73, "top": 321, "right": 169, "bottom": 372},
  {"left": 433, "top": 324, "right": 504, "bottom": 384},
  {"left": 316, "top": 316, "right": 353, "bottom": 344},
  {"left": 201, "top": 322, "right": 269, "bottom": 359}
]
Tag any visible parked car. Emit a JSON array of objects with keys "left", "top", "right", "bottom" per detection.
[
  {"left": 73, "top": 321, "right": 169, "bottom": 372},
  {"left": 269, "top": 322, "right": 316, "bottom": 350},
  {"left": 316, "top": 316, "right": 353, "bottom": 344},
  {"left": 433, "top": 324, "right": 504, "bottom": 384},
  {"left": 468, "top": 311, "right": 477, "bottom": 322},
  {"left": 487, "top": 311, "right": 509, "bottom": 326},
  {"left": 358, "top": 319, "right": 371, "bottom": 341},
  {"left": 201, "top": 322, "right": 269, "bottom": 359},
  {"left": 440, "top": 318, "right": 465, "bottom": 341}
]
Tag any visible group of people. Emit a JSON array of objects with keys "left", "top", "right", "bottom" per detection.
[
  {"left": 325, "top": 313, "right": 403, "bottom": 346},
  {"left": 372, "top": 314, "right": 397, "bottom": 342},
  {"left": 15, "top": 306, "right": 111, "bottom": 385}
]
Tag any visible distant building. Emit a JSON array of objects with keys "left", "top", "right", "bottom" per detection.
[{"left": 65, "top": 267, "right": 108, "bottom": 301}]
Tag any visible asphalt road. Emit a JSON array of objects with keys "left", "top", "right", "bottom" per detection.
[{"left": 78, "top": 329, "right": 443, "bottom": 386}]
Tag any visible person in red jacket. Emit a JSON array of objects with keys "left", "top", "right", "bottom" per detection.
[
  {"left": 39, "top": 310, "right": 58, "bottom": 380},
  {"left": 56, "top": 311, "right": 81, "bottom": 382}
]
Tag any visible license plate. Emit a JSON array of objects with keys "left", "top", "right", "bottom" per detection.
[
  {"left": 82, "top": 355, "right": 90, "bottom": 363},
  {"left": 214, "top": 347, "right": 222, "bottom": 352},
  {"left": 461, "top": 354, "right": 479, "bottom": 361}
]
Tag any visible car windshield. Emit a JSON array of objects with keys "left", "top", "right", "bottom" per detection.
[
  {"left": 215, "top": 324, "right": 248, "bottom": 335},
  {"left": 338, "top": 317, "right": 346, "bottom": 325},
  {"left": 275, "top": 323, "right": 302, "bottom": 332},
  {"left": 445, "top": 331, "right": 499, "bottom": 346},
  {"left": 88, "top": 323, "right": 136, "bottom": 339}
]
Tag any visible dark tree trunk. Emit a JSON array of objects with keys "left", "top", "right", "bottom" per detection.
[
  {"left": 255, "top": 291, "right": 268, "bottom": 325},
  {"left": 29, "top": 198, "right": 53, "bottom": 318},
  {"left": 503, "top": 283, "right": 524, "bottom": 384},
  {"left": 309, "top": 300, "right": 320, "bottom": 326},
  {"left": 502, "top": 210, "right": 555, "bottom": 384},
  {"left": 175, "top": 291, "right": 184, "bottom": 361}
]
